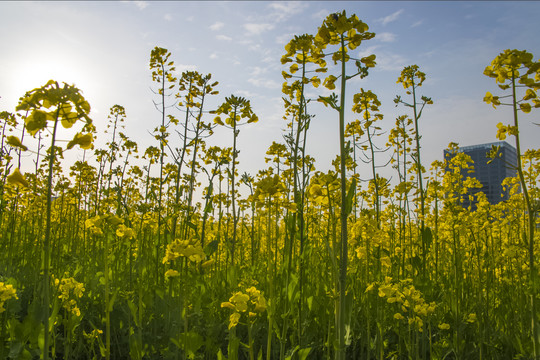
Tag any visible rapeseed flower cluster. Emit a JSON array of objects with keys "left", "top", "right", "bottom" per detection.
[
  {"left": 221, "top": 286, "right": 267, "bottom": 329},
  {"left": 55, "top": 276, "right": 85, "bottom": 317},
  {"left": 85, "top": 214, "right": 124, "bottom": 236},
  {"left": 162, "top": 238, "right": 205, "bottom": 263},
  {"left": 83, "top": 328, "right": 103, "bottom": 340},
  {"left": 0, "top": 282, "right": 18, "bottom": 313},
  {"left": 367, "top": 277, "right": 437, "bottom": 332}
]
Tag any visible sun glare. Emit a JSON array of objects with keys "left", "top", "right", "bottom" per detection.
[{"left": 16, "top": 57, "right": 91, "bottom": 98}]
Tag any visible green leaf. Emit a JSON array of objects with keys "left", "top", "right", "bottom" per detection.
[
  {"left": 8, "top": 341, "right": 24, "bottom": 358},
  {"left": 108, "top": 290, "right": 117, "bottom": 312},
  {"left": 344, "top": 291, "right": 354, "bottom": 345},
  {"left": 48, "top": 297, "right": 61, "bottom": 333},
  {"left": 227, "top": 333, "right": 240, "bottom": 360},
  {"left": 317, "top": 95, "right": 338, "bottom": 110},
  {"left": 217, "top": 349, "right": 228, "bottom": 360},
  {"left": 129, "top": 334, "right": 143, "bottom": 360},
  {"left": 204, "top": 240, "right": 219, "bottom": 256},
  {"left": 307, "top": 296, "right": 313, "bottom": 311},
  {"left": 298, "top": 347, "right": 312, "bottom": 360},
  {"left": 287, "top": 273, "right": 299, "bottom": 302},
  {"left": 204, "top": 200, "right": 213, "bottom": 215},
  {"left": 174, "top": 331, "right": 204, "bottom": 359},
  {"left": 344, "top": 177, "right": 357, "bottom": 216},
  {"left": 127, "top": 300, "right": 139, "bottom": 327},
  {"left": 422, "top": 227, "right": 433, "bottom": 249},
  {"left": 285, "top": 346, "right": 299, "bottom": 360}
]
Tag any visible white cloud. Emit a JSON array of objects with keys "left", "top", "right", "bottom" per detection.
[
  {"left": 249, "top": 43, "right": 261, "bottom": 52},
  {"left": 276, "top": 32, "right": 295, "bottom": 45},
  {"left": 357, "top": 45, "right": 381, "bottom": 59},
  {"left": 377, "top": 32, "right": 396, "bottom": 43},
  {"left": 373, "top": 52, "right": 408, "bottom": 72},
  {"left": 216, "top": 34, "right": 232, "bottom": 41},
  {"left": 248, "top": 77, "right": 280, "bottom": 89},
  {"left": 176, "top": 64, "right": 198, "bottom": 73},
  {"left": 246, "top": 44, "right": 280, "bottom": 65},
  {"left": 164, "top": 14, "right": 172, "bottom": 21},
  {"left": 134, "top": 1, "right": 148, "bottom": 10},
  {"left": 411, "top": 20, "right": 423, "bottom": 28},
  {"left": 209, "top": 53, "right": 218, "bottom": 60},
  {"left": 357, "top": 45, "right": 407, "bottom": 72},
  {"left": 186, "top": 16, "right": 195, "bottom": 22},
  {"left": 210, "top": 21, "right": 224, "bottom": 31},
  {"left": 236, "top": 90, "right": 256, "bottom": 98},
  {"left": 244, "top": 23, "right": 275, "bottom": 36},
  {"left": 239, "top": 39, "right": 253, "bottom": 46},
  {"left": 121, "top": 1, "right": 148, "bottom": 10},
  {"left": 268, "top": 1, "right": 308, "bottom": 22},
  {"left": 313, "top": 9, "right": 330, "bottom": 21},
  {"left": 249, "top": 66, "right": 267, "bottom": 77},
  {"left": 378, "top": 9, "right": 404, "bottom": 26}
]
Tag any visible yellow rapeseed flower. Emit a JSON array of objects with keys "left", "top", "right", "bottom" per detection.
[
  {"left": 438, "top": 323, "right": 450, "bottom": 330},
  {"left": 229, "top": 312, "right": 241, "bottom": 330},
  {"left": 164, "top": 269, "right": 180, "bottom": 279},
  {"left": 0, "top": 282, "right": 18, "bottom": 313}
]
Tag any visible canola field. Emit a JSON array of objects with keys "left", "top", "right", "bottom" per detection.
[{"left": 1, "top": 11, "right": 539, "bottom": 360}]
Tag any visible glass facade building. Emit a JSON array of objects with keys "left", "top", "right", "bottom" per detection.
[{"left": 444, "top": 141, "right": 518, "bottom": 208}]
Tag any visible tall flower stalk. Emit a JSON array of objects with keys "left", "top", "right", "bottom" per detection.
[
  {"left": 16, "top": 80, "right": 93, "bottom": 360},
  {"left": 314, "top": 11, "right": 375, "bottom": 359}
]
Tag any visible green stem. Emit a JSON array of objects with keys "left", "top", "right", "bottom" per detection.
[
  {"left": 337, "top": 33, "right": 348, "bottom": 360},
  {"left": 43, "top": 111, "right": 60, "bottom": 360},
  {"left": 511, "top": 73, "right": 538, "bottom": 358}
]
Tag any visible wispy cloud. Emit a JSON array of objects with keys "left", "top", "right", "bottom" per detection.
[
  {"left": 276, "top": 32, "right": 295, "bottom": 45},
  {"left": 411, "top": 20, "right": 423, "bottom": 28},
  {"left": 236, "top": 90, "right": 256, "bottom": 98},
  {"left": 248, "top": 77, "right": 280, "bottom": 89},
  {"left": 249, "top": 66, "right": 267, "bottom": 77},
  {"left": 378, "top": 9, "right": 404, "bottom": 26},
  {"left": 267, "top": 1, "right": 308, "bottom": 22},
  {"left": 312, "top": 9, "right": 329, "bottom": 21},
  {"left": 176, "top": 64, "right": 198, "bottom": 73},
  {"left": 357, "top": 45, "right": 408, "bottom": 71},
  {"left": 216, "top": 34, "right": 232, "bottom": 41},
  {"left": 210, "top": 21, "right": 224, "bottom": 31},
  {"left": 244, "top": 23, "right": 275, "bottom": 36},
  {"left": 377, "top": 32, "right": 396, "bottom": 43},
  {"left": 209, "top": 53, "right": 218, "bottom": 60},
  {"left": 121, "top": 1, "right": 148, "bottom": 10},
  {"left": 239, "top": 39, "right": 253, "bottom": 46},
  {"left": 134, "top": 1, "right": 148, "bottom": 10},
  {"left": 247, "top": 44, "right": 280, "bottom": 67},
  {"left": 164, "top": 14, "right": 172, "bottom": 21},
  {"left": 357, "top": 45, "right": 380, "bottom": 59},
  {"left": 376, "top": 52, "right": 409, "bottom": 71}
]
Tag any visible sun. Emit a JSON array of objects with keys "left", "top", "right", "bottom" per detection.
[
  {"left": 16, "top": 58, "right": 91, "bottom": 97},
  {"left": 4, "top": 46, "right": 96, "bottom": 116}
]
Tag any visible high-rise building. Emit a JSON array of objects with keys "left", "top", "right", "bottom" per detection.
[{"left": 443, "top": 141, "right": 518, "bottom": 207}]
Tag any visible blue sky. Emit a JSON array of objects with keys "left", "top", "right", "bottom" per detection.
[{"left": 1, "top": 1, "right": 539, "bottom": 183}]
